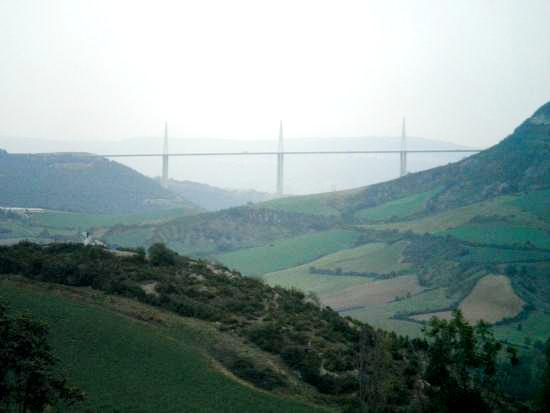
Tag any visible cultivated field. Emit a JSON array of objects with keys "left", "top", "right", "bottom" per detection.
[
  {"left": 264, "top": 265, "right": 370, "bottom": 297},
  {"left": 412, "top": 275, "right": 524, "bottom": 324},
  {"left": 354, "top": 188, "right": 439, "bottom": 222},
  {"left": 321, "top": 275, "right": 424, "bottom": 311},
  {"left": 215, "top": 229, "right": 360, "bottom": 276},
  {"left": 310, "top": 241, "right": 410, "bottom": 274}
]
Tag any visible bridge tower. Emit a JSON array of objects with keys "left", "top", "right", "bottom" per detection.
[
  {"left": 276, "top": 120, "right": 284, "bottom": 196},
  {"left": 400, "top": 117, "right": 407, "bottom": 177},
  {"left": 161, "top": 122, "right": 169, "bottom": 188}
]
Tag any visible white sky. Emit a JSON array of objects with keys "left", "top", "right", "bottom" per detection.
[{"left": 0, "top": 0, "right": 549, "bottom": 147}]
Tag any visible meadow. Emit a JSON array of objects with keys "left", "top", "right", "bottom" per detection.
[
  {"left": 215, "top": 229, "right": 360, "bottom": 276},
  {"left": 354, "top": 188, "right": 439, "bottom": 222},
  {"left": 308, "top": 241, "right": 410, "bottom": 274},
  {"left": 444, "top": 223, "right": 550, "bottom": 249}
]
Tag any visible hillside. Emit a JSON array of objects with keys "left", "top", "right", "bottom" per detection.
[
  {"left": 0, "top": 150, "right": 199, "bottom": 214},
  {"left": 1, "top": 279, "right": 328, "bottom": 413},
  {"left": 255, "top": 102, "right": 550, "bottom": 341},
  {"left": 101, "top": 206, "right": 339, "bottom": 255},
  {"left": 262, "top": 102, "right": 550, "bottom": 220},
  {"left": 165, "top": 178, "right": 275, "bottom": 211},
  {"left": 0, "top": 242, "right": 435, "bottom": 412},
  {"left": 87, "top": 103, "right": 550, "bottom": 348}
]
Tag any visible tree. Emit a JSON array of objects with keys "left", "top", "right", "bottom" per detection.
[
  {"left": 147, "top": 243, "right": 177, "bottom": 266},
  {"left": 0, "top": 303, "right": 84, "bottom": 412},
  {"left": 422, "top": 310, "right": 513, "bottom": 412}
]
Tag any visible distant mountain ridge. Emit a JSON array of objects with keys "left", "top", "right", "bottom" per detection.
[{"left": 0, "top": 150, "right": 198, "bottom": 214}]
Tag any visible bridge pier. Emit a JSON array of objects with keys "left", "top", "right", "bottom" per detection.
[
  {"left": 276, "top": 121, "right": 284, "bottom": 195},
  {"left": 399, "top": 118, "right": 407, "bottom": 177},
  {"left": 161, "top": 122, "right": 169, "bottom": 188}
]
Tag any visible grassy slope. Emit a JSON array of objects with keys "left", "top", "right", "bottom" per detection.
[
  {"left": 444, "top": 223, "right": 550, "bottom": 249},
  {"left": 0, "top": 279, "right": 327, "bottom": 413},
  {"left": 363, "top": 192, "right": 550, "bottom": 235},
  {"left": 354, "top": 189, "right": 440, "bottom": 222},
  {"left": 264, "top": 266, "right": 370, "bottom": 297},
  {"left": 215, "top": 229, "right": 360, "bottom": 276},
  {"left": 308, "top": 241, "right": 410, "bottom": 274}
]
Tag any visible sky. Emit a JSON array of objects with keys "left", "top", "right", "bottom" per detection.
[{"left": 0, "top": 0, "right": 549, "bottom": 148}]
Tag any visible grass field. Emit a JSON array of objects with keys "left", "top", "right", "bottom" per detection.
[
  {"left": 258, "top": 191, "right": 354, "bottom": 217},
  {"left": 0, "top": 279, "right": 327, "bottom": 413},
  {"left": 322, "top": 275, "right": 423, "bottom": 311},
  {"left": 341, "top": 287, "right": 458, "bottom": 338},
  {"left": 412, "top": 275, "right": 524, "bottom": 324},
  {"left": 444, "top": 223, "right": 550, "bottom": 249},
  {"left": 264, "top": 265, "right": 370, "bottom": 297},
  {"left": 363, "top": 194, "right": 548, "bottom": 234},
  {"left": 215, "top": 229, "right": 361, "bottom": 276},
  {"left": 512, "top": 189, "right": 550, "bottom": 220},
  {"left": 309, "top": 241, "right": 410, "bottom": 274},
  {"left": 354, "top": 189, "right": 439, "bottom": 222},
  {"left": 460, "top": 246, "right": 550, "bottom": 263},
  {"left": 493, "top": 310, "right": 550, "bottom": 346}
]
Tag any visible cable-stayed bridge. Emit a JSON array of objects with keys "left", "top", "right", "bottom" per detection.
[
  {"left": 94, "top": 120, "right": 482, "bottom": 195},
  {"left": 20, "top": 121, "right": 481, "bottom": 195}
]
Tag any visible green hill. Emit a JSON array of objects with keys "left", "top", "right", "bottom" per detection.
[
  {"left": 0, "top": 150, "right": 199, "bottom": 214},
  {"left": 91, "top": 102, "right": 550, "bottom": 345},
  {"left": 260, "top": 101, "right": 550, "bottom": 220},
  {"left": 0, "top": 279, "right": 327, "bottom": 413},
  {"left": 0, "top": 242, "right": 436, "bottom": 412}
]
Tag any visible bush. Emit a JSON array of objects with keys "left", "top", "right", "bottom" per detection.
[{"left": 148, "top": 243, "right": 177, "bottom": 266}]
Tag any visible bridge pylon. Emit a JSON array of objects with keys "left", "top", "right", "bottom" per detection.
[
  {"left": 400, "top": 117, "right": 407, "bottom": 177},
  {"left": 276, "top": 120, "right": 284, "bottom": 196},
  {"left": 162, "top": 122, "right": 169, "bottom": 188}
]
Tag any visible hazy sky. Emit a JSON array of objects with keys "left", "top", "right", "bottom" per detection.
[{"left": 1, "top": 0, "right": 549, "bottom": 147}]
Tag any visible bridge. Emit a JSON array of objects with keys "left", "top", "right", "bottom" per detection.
[{"left": 94, "top": 120, "right": 481, "bottom": 195}]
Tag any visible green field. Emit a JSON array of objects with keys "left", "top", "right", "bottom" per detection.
[
  {"left": 493, "top": 310, "right": 550, "bottom": 347},
  {"left": 264, "top": 265, "right": 370, "bottom": 297},
  {"left": 461, "top": 246, "right": 550, "bottom": 263},
  {"left": 0, "top": 280, "right": 326, "bottom": 413},
  {"left": 354, "top": 189, "right": 439, "bottom": 222},
  {"left": 444, "top": 222, "right": 550, "bottom": 249},
  {"left": 215, "top": 229, "right": 361, "bottom": 276},
  {"left": 258, "top": 192, "right": 343, "bottom": 217},
  {"left": 363, "top": 194, "right": 547, "bottom": 234},
  {"left": 513, "top": 189, "right": 550, "bottom": 220},
  {"left": 309, "top": 241, "right": 410, "bottom": 274},
  {"left": 341, "top": 288, "right": 456, "bottom": 337}
]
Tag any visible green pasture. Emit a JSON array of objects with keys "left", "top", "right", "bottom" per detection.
[
  {"left": 309, "top": 241, "right": 410, "bottom": 274},
  {"left": 354, "top": 189, "right": 439, "bottom": 222},
  {"left": 215, "top": 229, "right": 361, "bottom": 276}
]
